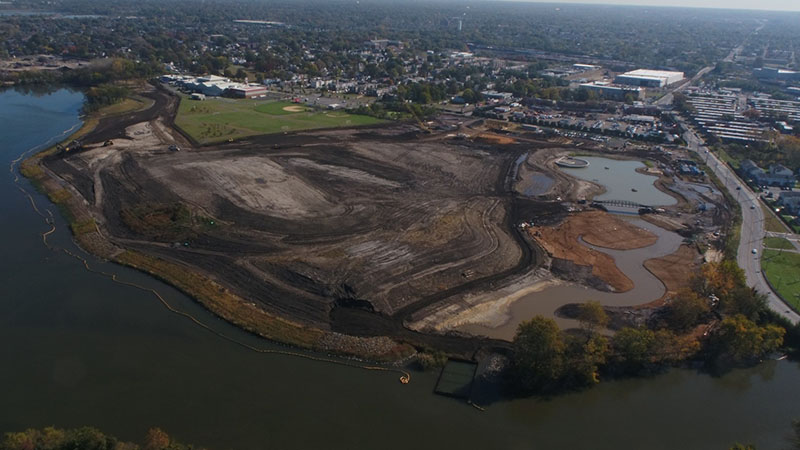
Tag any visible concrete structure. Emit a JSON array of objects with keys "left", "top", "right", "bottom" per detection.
[
  {"left": 778, "top": 191, "right": 800, "bottom": 214},
  {"left": 579, "top": 81, "right": 643, "bottom": 101},
  {"left": 615, "top": 69, "right": 684, "bottom": 88},
  {"left": 741, "top": 160, "right": 796, "bottom": 187}
]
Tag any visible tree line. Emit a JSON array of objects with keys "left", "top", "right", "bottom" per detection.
[{"left": 508, "top": 260, "right": 795, "bottom": 396}]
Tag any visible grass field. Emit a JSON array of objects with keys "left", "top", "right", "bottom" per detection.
[
  {"left": 174, "top": 95, "right": 385, "bottom": 144},
  {"left": 762, "top": 249, "right": 800, "bottom": 311},
  {"left": 715, "top": 147, "right": 740, "bottom": 169},
  {"left": 254, "top": 101, "right": 310, "bottom": 115},
  {"left": 764, "top": 236, "right": 795, "bottom": 250},
  {"left": 762, "top": 203, "right": 791, "bottom": 233}
]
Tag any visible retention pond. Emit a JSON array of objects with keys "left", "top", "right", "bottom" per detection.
[
  {"left": 560, "top": 156, "right": 677, "bottom": 206},
  {"left": 458, "top": 218, "right": 683, "bottom": 339}
]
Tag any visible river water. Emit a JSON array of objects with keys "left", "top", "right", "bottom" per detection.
[{"left": 2, "top": 88, "right": 800, "bottom": 450}]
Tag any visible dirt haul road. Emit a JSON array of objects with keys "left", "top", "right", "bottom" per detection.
[{"left": 41, "top": 90, "right": 568, "bottom": 351}]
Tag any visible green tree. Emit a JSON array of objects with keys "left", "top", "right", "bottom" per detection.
[
  {"left": 611, "top": 327, "right": 655, "bottom": 373},
  {"left": 566, "top": 334, "right": 610, "bottom": 386},
  {"left": 577, "top": 300, "right": 609, "bottom": 336},
  {"left": 510, "top": 316, "right": 566, "bottom": 393},
  {"left": 666, "top": 289, "right": 710, "bottom": 331}
]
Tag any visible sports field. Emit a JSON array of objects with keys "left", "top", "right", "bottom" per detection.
[{"left": 174, "top": 96, "right": 384, "bottom": 144}]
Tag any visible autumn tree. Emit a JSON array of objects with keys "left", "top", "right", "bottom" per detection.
[
  {"left": 565, "top": 334, "right": 610, "bottom": 386},
  {"left": 666, "top": 289, "right": 711, "bottom": 331},
  {"left": 144, "top": 428, "right": 171, "bottom": 450},
  {"left": 510, "top": 316, "right": 566, "bottom": 393},
  {"left": 708, "top": 315, "right": 785, "bottom": 366}
]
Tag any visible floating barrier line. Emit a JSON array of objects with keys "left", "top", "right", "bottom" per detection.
[{"left": 9, "top": 133, "right": 410, "bottom": 385}]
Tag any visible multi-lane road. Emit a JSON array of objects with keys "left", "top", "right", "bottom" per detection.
[{"left": 683, "top": 129, "right": 800, "bottom": 324}]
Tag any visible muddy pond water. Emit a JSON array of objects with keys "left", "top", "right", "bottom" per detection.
[
  {"left": 458, "top": 218, "right": 683, "bottom": 339},
  {"left": 561, "top": 156, "right": 677, "bottom": 206}
]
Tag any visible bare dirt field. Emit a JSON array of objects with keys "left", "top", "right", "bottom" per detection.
[
  {"left": 529, "top": 210, "right": 657, "bottom": 292},
  {"left": 643, "top": 244, "right": 701, "bottom": 304},
  {"left": 41, "top": 88, "right": 550, "bottom": 352}
]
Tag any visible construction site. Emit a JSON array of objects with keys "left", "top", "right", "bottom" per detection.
[{"left": 28, "top": 83, "right": 732, "bottom": 357}]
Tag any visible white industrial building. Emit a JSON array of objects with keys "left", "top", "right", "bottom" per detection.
[
  {"left": 579, "top": 81, "right": 643, "bottom": 101},
  {"left": 614, "top": 69, "right": 685, "bottom": 88},
  {"left": 162, "top": 74, "right": 267, "bottom": 98}
]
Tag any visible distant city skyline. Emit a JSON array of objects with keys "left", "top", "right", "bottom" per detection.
[{"left": 508, "top": 0, "right": 800, "bottom": 12}]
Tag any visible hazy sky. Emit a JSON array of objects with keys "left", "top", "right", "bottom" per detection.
[{"left": 512, "top": 0, "right": 800, "bottom": 12}]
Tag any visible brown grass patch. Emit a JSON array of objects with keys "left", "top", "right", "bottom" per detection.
[
  {"left": 643, "top": 245, "right": 701, "bottom": 305},
  {"left": 575, "top": 210, "right": 658, "bottom": 250}
]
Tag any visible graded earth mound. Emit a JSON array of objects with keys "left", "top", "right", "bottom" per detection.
[{"left": 48, "top": 115, "right": 534, "bottom": 330}]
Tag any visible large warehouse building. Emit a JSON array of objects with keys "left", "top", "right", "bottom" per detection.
[
  {"left": 614, "top": 69, "right": 685, "bottom": 88},
  {"left": 579, "top": 81, "right": 643, "bottom": 101}
]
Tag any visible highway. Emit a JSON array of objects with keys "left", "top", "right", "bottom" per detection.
[{"left": 683, "top": 129, "right": 800, "bottom": 324}]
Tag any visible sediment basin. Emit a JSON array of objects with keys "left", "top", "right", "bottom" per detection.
[
  {"left": 457, "top": 218, "right": 683, "bottom": 340},
  {"left": 560, "top": 156, "right": 676, "bottom": 206}
]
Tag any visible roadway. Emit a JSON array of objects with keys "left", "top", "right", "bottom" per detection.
[
  {"left": 654, "top": 22, "right": 762, "bottom": 108},
  {"left": 683, "top": 129, "right": 800, "bottom": 324},
  {"left": 655, "top": 65, "right": 714, "bottom": 107}
]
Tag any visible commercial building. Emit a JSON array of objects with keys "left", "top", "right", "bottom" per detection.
[
  {"left": 227, "top": 84, "right": 268, "bottom": 98},
  {"left": 614, "top": 69, "right": 685, "bottom": 88},
  {"left": 573, "top": 64, "right": 599, "bottom": 71},
  {"left": 778, "top": 191, "right": 800, "bottom": 214},
  {"left": 481, "top": 90, "right": 513, "bottom": 100},
  {"left": 685, "top": 92, "right": 766, "bottom": 143},
  {"left": 579, "top": 81, "right": 643, "bottom": 101},
  {"left": 753, "top": 67, "right": 800, "bottom": 82}
]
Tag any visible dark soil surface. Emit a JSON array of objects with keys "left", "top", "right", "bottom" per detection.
[{"left": 42, "top": 90, "right": 568, "bottom": 352}]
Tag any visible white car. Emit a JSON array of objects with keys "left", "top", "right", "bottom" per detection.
[{"left": 752, "top": 248, "right": 758, "bottom": 255}]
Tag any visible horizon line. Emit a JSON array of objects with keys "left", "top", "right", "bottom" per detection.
[{"left": 491, "top": 0, "right": 800, "bottom": 13}]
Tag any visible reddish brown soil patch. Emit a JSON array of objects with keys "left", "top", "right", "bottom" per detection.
[
  {"left": 530, "top": 210, "right": 656, "bottom": 292},
  {"left": 642, "top": 244, "right": 701, "bottom": 306}
]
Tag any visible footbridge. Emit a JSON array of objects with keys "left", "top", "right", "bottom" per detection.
[{"left": 592, "top": 199, "right": 652, "bottom": 209}]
